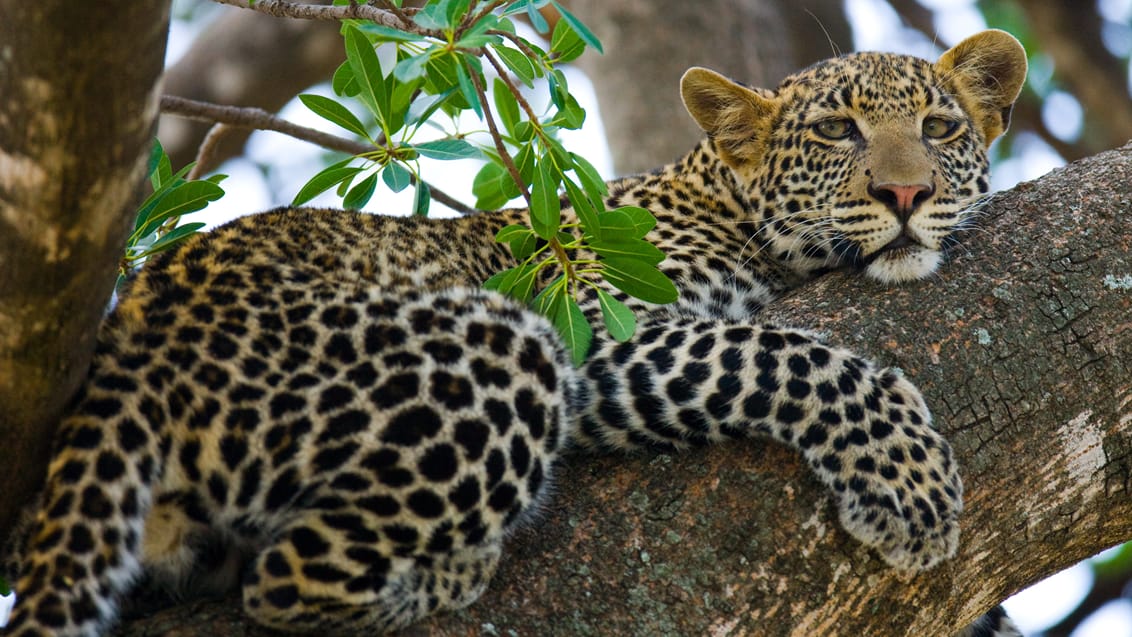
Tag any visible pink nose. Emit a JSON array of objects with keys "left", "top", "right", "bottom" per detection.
[{"left": 869, "top": 182, "right": 934, "bottom": 218}]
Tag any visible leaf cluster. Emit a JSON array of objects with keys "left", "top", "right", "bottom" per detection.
[
  {"left": 291, "top": 1, "right": 676, "bottom": 364},
  {"left": 119, "top": 141, "right": 226, "bottom": 288}
]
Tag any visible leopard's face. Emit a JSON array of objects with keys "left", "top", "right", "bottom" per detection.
[
  {"left": 681, "top": 30, "right": 1027, "bottom": 284},
  {"left": 756, "top": 54, "right": 991, "bottom": 283}
]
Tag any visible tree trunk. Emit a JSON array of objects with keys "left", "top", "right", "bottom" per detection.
[
  {"left": 0, "top": 1, "right": 171, "bottom": 543},
  {"left": 111, "top": 145, "right": 1132, "bottom": 636},
  {"left": 568, "top": 0, "right": 852, "bottom": 174}
]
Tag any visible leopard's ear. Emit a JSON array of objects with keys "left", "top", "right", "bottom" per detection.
[
  {"left": 680, "top": 67, "right": 778, "bottom": 168},
  {"left": 934, "top": 29, "right": 1027, "bottom": 145}
]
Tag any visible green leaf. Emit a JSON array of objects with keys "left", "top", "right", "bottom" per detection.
[
  {"left": 344, "top": 25, "right": 391, "bottom": 126},
  {"left": 531, "top": 274, "right": 564, "bottom": 316},
  {"left": 549, "top": 16, "right": 586, "bottom": 63},
  {"left": 382, "top": 162, "right": 413, "bottom": 193},
  {"left": 552, "top": 293, "right": 592, "bottom": 366},
  {"left": 413, "top": 138, "right": 482, "bottom": 160},
  {"left": 492, "top": 45, "right": 539, "bottom": 86},
  {"left": 529, "top": 157, "right": 561, "bottom": 240},
  {"left": 0, "top": 573, "right": 10, "bottom": 596},
  {"left": 552, "top": 1, "right": 603, "bottom": 53},
  {"left": 332, "top": 61, "right": 358, "bottom": 97},
  {"left": 393, "top": 53, "right": 430, "bottom": 83},
  {"left": 142, "top": 222, "right": 206, "bottom": 256},
  {"left": 406, "top": 88, "right": 456, "bottom": 128},
  {"left": 299, "top": 94, "right": 369, "bottom": 139},
  {"left": 494, "top": 223, "right": 534, "bottom": 243},
  {"left": 550, "top": 93, "right": 585, "bottom": 129},
  {"left": 562, "top": 178, "right": 600, "bottom": 240},
  {"left": 455, "top": 58, "right": 483, "bottom": 118},
  {"left": 445, "top": 0, "right": 472, "bottom": 27},
  {"left": 601, "top": 257, "right": 678, "bottom": 304},
  {"left": 509, "top": 231, "right": 540, "bottom": 261},
  {"left": 413, "top": 180, "right": 431, "bottom": 216},
  {"left": 571, "top": 152, "right": 608, "bottom": 202},
  {"left": 597, "top": 289, "right": 636, "bottom": 342},
  {"left": 456, "top": 33, "right": 502, "bottom": 48},
  {"left": 589, "top": 237, "right": 665, "bottom": 265},
  {"left": 489, "top": 263, "right": 539, "bottom": 303},
  {"left": 360, "top": 23, "right": 426, "bottom": 43},
  {"left": 492, "top": 78, "right": 521, "bottom": 135},
  {"left": 541, "top": 133, "right": 571, "bottom": 169},
  {"left": 526, "top": 1, "right": 549, "bottom": 33},
  {"left": 547, "top": 67, "right": 568, "bottom": 109},
  {"left": 412, "top": 1, "right": 451, "bottom": 30},
  {"left": 515, "top": 142, "right": 537, "bottom": 182},
  {"left": 343, "top": 172, "right": 378, "bottom": 209},
  {"left": 136, "top": 181, "right": 225, "bottom": 239},
  {"left": 292, "top": 159, "right": 364, "bottom": 206},
  {"left": 600, "top": 205, "right": 656, "bottom": 239},
  {"left": 425, "top": 53, "right": 461, "bottom": 93},
  {"left": 474, "top": 161, "right": 520, "bottom": 210},
  {"left": 149, "top": 140, "right": 172, "bottom": 189},
  {"left": 483, "top": 268, "right": 510, "bottom": 291}
]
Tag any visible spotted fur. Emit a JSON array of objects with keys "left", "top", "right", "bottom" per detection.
[{"left": 2, "top": 30, "right": 1026, "bottom": 636}]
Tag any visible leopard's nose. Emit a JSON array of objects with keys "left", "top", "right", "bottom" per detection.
[{"left": 868, "top": 182, "right": 934, "bottom": 220}]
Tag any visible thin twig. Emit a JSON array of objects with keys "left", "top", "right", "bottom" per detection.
[
  {"left": 465, "top": 60, "right": 530, "bottom": 203},
  {"left": 483, "top": 48, "right": 543, "bottom": 133},
  {"left": 161, "top": 95, "right": 477, "bottom": 215},
  {"left": 188, "top": 123, "right": 235, "bottom": 179}
]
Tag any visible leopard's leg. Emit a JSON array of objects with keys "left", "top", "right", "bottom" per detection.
[
  {"left": 572, "top": 317, "right": 962, "bottom": 571},
  {"left": 3, "top": 357, "right": 166, "bottom": 637},
  {"left": 241, "top": 512, "right": 502, "bottom": 634}
]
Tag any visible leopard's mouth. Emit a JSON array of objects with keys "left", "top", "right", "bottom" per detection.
[
  {"left": 871, "top": 232, "right": 918, "bottom": 258},
  {"left": 863, "top": 238, "right": 943, "bottom": 283}
]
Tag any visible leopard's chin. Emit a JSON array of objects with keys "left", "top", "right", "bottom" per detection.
[{"left": 863, "top": 245, "right": 942, "bottom": 284}]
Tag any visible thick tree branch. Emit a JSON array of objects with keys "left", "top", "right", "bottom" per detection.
[
  {"left": 112, "top": 145, "right": 1132, "bottom": 636},
  {"left": 210, "top": 0, "right": 419, "bottom": 30},
  {"left": 0, "top": 0, "right": 170, "bottom": 545}
]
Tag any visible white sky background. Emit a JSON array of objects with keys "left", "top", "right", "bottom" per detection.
[{"left": 3, "top": 0, "right": 1131, "bottom": 633}]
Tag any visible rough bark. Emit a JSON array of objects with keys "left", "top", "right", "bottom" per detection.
[
  {"left": 568, "top": 0, "right": 852, "bottom": 173},
  {"left": 0, "top": 1, "right": 171, "bottom": 544},
  {"left": 111, "top": 145, "right": 1132, "bottom": 635}
]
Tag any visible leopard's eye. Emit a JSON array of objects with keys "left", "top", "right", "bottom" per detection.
[
  {"left": 814, "top": 119, "right": 855, "bottom": 140},
  {"left": 923, "top": 117, "right": 958, "bottom": 139}
]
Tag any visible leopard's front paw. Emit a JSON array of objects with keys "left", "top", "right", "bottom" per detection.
[{"left": 814, "top": 368, "right": 962, "bottom": 571}]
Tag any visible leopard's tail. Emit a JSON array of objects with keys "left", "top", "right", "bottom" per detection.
[{"left": 2, "top": 338, "right": 166, "bottom": 637}]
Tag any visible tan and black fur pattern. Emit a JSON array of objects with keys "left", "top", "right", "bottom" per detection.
[{"left": 3, "top": 30, "right": 1026, "bottom": 636}]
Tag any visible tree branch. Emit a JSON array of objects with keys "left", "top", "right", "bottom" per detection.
[
  {"left": 162, "top": 95, "right": 374, "bottom": 158},
  {"left": 160, "top": 95, "right": 478, "bottom": 215},
  {"left": 209, "top": 0, "right": 423, "bottom": 31},
  {"left": 111, "top": 144, "right": 1132, "bottom": 636}
]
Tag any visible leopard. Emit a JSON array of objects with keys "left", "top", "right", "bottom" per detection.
[{"left": 2, "top": 29, "right": 1027, "bottom": 637}]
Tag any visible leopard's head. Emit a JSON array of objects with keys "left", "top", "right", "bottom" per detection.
[{"left": 681, "top": 30, "right": 1027, "bottom": 283}]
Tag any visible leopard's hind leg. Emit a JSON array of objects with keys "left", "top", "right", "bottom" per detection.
[{"left": 240, "top": 511, "right": 502, "bottom": 634}]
